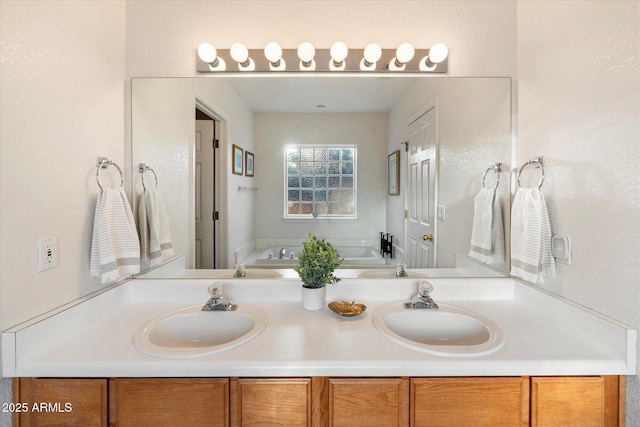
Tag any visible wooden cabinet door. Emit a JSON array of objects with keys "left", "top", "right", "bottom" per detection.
[
  {"left": 327, "top": 377, "right": 409, "bottom": 427},
  {"left": 531, "top": 376, "right": 621, "bottom": 427},
  {"left": 14, "top": 377, "right": 107, "bottom": 427},
  {"left": 231, "top": 378, "right": 311, "bottom": 426},
  {"left": 109, "top": 378, "right": 229, "bottom": 427},
  {"left": 411, "top": 377, "right": 529, "bottom": 426}
]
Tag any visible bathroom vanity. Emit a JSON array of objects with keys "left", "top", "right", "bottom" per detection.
[{"left": 3, "top": 277, "right": 635, "bottom": 426}]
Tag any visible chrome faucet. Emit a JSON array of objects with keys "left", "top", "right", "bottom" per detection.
[
  {"left": 233, "top": 263, "right": 246, "bottom": 278},
  {"left": 202, "top": 283, "right": 237, "bottom": 311},
  {"left": 395, "top": 263, "right": 408, "bottom": 277},
  {"left": 278, "top": 248, "right": 287, "bottom": 259},
  {"left": 405, "top": 281, "right": 439, "bottom": 309}
]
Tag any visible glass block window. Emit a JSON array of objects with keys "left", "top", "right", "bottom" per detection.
[{"left": 285, "top": 145, "right": 356, "bottom": 218}]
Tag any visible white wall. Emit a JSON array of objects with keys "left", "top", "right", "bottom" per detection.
[
  {"left": 0, "top": 0, "right": 126, "bottom": 331},
  {"left": 132, "top": 79, "right": 195, "bottom": 264},
  {"left": 387, "top": 78, "right": 511, "bottom": 269},
  {"left": 516, "top": 2, "right": 640, "bottom": 421},
  {"left": 254, "top": 113, "right": 387, "bottom": 244}
]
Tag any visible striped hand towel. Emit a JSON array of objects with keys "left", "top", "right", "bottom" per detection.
[
  {"left": 138, "top": 188, "right": 174, "bottom": 267},
  {"left": 510, "top": 187, "right": 555, "bottom": 283},
  {"left": 90, "top": 188, "right": 140, "bottom": 284},
  {"left": 469, "top": 187, "right": 505, "bottom": 265}
]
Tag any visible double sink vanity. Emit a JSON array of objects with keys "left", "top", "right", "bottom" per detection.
[{"left": 3, "top": 274, "right": 636, "bottom": 426}]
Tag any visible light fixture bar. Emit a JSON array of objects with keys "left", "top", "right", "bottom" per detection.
[{"left": 196, "top": 46, "right": 448, "bottom": 73}]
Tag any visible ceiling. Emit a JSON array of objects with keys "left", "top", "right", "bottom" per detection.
[{"left": 224, "top": 76, "right": 417, "bottom": 114}]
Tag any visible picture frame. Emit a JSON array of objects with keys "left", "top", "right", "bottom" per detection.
[
  {"left": 388, "top": 150, "right": 400, "bottom": 195},
  {"left": 245, "top": 151, "right": 254, "bottom": 177},
  {"left": 232, "top": 144, "right": 243, "bottom": 175}
]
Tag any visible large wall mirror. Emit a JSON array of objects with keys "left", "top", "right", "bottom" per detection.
[{"left": 132, "top": 76, "right": 511, "bottom": 279}]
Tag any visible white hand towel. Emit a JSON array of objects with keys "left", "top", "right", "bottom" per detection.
[
  {"left": 510, "top": 187, "right": 555, "bottom": 283},
  {"left": 469, "top": 187, "right": 505, "bottom": 265},
  {"left": 139, "top": 188, "right": 174, "bottom": 267},
  {"left": 90, "top": 188, "right": 140, "bottom": 284},
  {"left": 138, "top": 191, "right": 150, "bottom": 264}
]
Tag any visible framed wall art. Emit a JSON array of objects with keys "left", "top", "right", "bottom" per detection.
[
  {"left": 245, "top": 151, "right": 254, "bottom": 177},
  {"left": 232, "top": 144, "right": 243, "bottom": 175}
]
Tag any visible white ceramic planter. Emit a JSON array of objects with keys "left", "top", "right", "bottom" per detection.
[{"left": 301, "top": 286, "right": 326, "bottom": 311}]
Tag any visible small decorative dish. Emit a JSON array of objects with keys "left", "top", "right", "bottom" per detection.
[{"left": 328, "top": 301, "right": 367, "bottom": 317}]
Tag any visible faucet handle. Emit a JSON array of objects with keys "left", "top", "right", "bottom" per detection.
[
  {"left": 418, "top": 280, "right": 433, "bottom": 297},
  {"left": 208, "top": 283, "right": 224, "bottom": 298}
]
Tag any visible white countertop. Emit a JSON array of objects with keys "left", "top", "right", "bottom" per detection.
[{"left": 2, "top": 277, "right": 636, "bottom": 378}]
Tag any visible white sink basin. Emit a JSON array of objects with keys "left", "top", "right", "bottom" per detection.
[
  {"left": 372, "top": 303, "right": 504, "bottom": 357},
  {"left": 209, "top": 269, "right": 283, "bottom": 279},
  {"left": 133, "top": 304, "right": 268, "bottom": 359}
]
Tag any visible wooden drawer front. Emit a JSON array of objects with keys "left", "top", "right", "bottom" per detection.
[
  {"left": 232, "top": 378, "right": 311, "bottom": 426},
  {"left": 109, "top": 378, "right": 229, "bottom": 427},
  {"left": 328, "top": 378, "right": 409, "bottom": 427},
  {"left": 531, "top": 376, "right": 620, "bottom": 427},
  {"left": 16, "top": 378, "right": 107, "bottom": 427},
  {"left": 411, "top": 377, "right": 529, "bottom": 427}
]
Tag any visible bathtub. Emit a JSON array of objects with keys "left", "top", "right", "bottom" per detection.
[{"left": 254, "top": 246, "right": 387, "bottom": 266}]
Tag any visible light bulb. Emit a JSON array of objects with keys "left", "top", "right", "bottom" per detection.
[
  {"left": 264, "top": 42, "right": 282, "bottom": 64},
  {"left": 197, "top": 43, "right": 217, "bottom": 64},
  {"left": 297, "top": 42, "right": 315, "bottom": 63},
  {"left": 230, "top": 43, "right": 249, "bottom": 63},
  {"left": 427, "top": 43, "right": 448, "bottom": 65},
  {"left": 363, "top": 43, "right": 382, "bottom": 64},
  {"left": 297, "top": 42, "right": 316, "bottom": 70},
  {"left": 330, "top": 42, "right": 348, "bottom": 65},
  {"left": 264, "top": 42, "right": 285, "bottom": 70},
  {"left": 395, "top": 43, "right": 415, "bottom": 64}
]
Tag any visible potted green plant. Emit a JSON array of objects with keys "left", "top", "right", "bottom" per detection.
[{"left": 294, "top": 233, "right": 343, "bottom": 310}]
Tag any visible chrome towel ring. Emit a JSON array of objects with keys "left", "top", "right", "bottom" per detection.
[
  {"left": 96, "top": 156, "right": 124, "bottom": 192},
  {"left": 138, "top": 163, "right": 158, "bottom": 190},
  {"left": 517, "top": 156, "right": 545, "bottom": 189},
  {"left": 482, "top": 163, "right": 501, "bottom": 190}
]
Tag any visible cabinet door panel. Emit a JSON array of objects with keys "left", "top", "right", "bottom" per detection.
[
  {"left": 411, "top": 377, "right": 529, "bottom": 426},
  {"left": 531, "top": 376, "right": 620, "bottom": 427},
  {"left": 232, "top": 378, "right": 311, "bottom": 426},
  {"left": 16, "top": 378, "right": 107, "bottom": 427},
  {"left": 328, "top": 378, "right": 409, "bottom": 427},
  {"left": 109, "top": 378, "right": 229, "bottom": 427}
]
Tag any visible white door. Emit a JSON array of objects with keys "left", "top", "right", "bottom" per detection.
[
  {"left": 195, "top": 119, "right": 215, "bottom": 269},
  {"left": 406, "top": 106, "right": 437, "bottom": 268}
]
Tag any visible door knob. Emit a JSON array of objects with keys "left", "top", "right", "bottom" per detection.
[{"left": 423, "top": 234, "right": 433, "bottom": 241}]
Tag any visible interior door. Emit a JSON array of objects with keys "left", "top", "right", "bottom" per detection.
[
  {"left": 406, "top": 106, "right": 437, "bottom": 268},
  {"left": 195, "top": 119, "right": 215, "bottom": 269}
]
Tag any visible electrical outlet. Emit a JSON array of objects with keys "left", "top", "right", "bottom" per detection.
[
  {"left": 551, "top": 235, "right": 572, "bottom": 265},
  {"left": 37, "top": 237, "right": 58, "bottom": 272}
]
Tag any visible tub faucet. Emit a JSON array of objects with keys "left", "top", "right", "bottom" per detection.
[
  {"left": 202, "top": 283, "right": 236, "bottom": 311},
  {"left": 279, "top": 248, "right": 287, "bottom": 259},
  {"left": 233, "top": 263, "right": 246, "bottom": 278},
  {"left": 395, "top": 263, "right": 408, "bottom": 277},
  {"left": 405, "top": 281, "right": 439, "bottom": 310}
]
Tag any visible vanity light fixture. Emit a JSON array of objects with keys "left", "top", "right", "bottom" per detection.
[
  {"left": 264, "top": 42, "right": 286, "bottom": 71},
  {"left": 389, "top": 43, "right": 415, "bottom": 71},
  {"left": 230, "top": 42, "right": 255, "bottom": 71},
  {"left": 197, "top": 42, "right": 226, "bottom": 71},
  {"left": 420, "top": 43, "right": 449, "bottom": 71},
  {"left": 195, "top": 41, "right": 448, "bottom": 73},
  {"left": 360, "top": 43, "right": 382, "bottom": 71},
  {"left": 329, "top": 42, "right": 348, "bottom": 71},
  {"left": 297, "top": 42, "right": 316, "bottom": 71}
]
